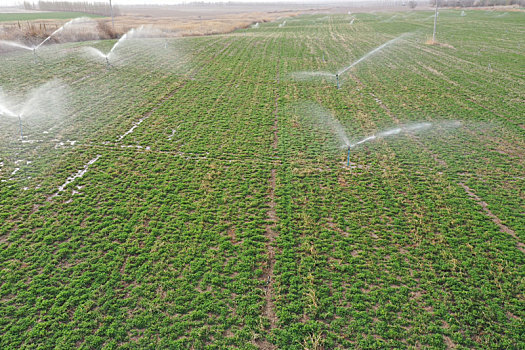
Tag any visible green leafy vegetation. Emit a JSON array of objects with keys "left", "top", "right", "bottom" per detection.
[{"left": 0, "top": 9, "right": 523, "bottom": 349}]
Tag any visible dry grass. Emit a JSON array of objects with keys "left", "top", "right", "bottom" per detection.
[
  {"left": 0, "top": 19, "right": 105, "bottom": 47},
  {"left": 106, "top": 11, "right": 299, "bottom": 37},
  {"left": 0, "top": 10, "right": 299, "bottom": 47},
  {"left": 425, "top": 37, "right": 455, "bottom": 49}
]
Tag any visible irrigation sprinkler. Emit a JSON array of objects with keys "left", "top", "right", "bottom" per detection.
[
  {"left": 336, "top": 74, "right": 340, "bottom": 89},
  {"left": 18, "top": 115, "right": 23, "bottom": 140},
  {"left": 347, "top": 146, "right": 350, "bottom": 166},
  {"left": 32, "top": 48, "right": 44, "bottom": 64},
  {"left": 433, "top": 0, "right": 439, "bottom": 43}
]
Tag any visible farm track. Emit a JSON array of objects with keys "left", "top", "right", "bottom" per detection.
[
  {"left": 459, "top": 182, "right": 525, "bottom": 254},
  {"left": 258, "top": 46, "right": 281, "bottom": 350}
]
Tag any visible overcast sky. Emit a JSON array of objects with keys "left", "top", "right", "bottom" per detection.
[{"left": 4, "top": 0, "right": 363, "bottom": 7}]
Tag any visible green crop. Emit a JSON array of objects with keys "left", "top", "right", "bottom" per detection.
[{"left": 0, "top": 9, "right": 523, "bottom": 349}]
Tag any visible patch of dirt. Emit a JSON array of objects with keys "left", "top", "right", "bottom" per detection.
[{"left": 443, "top": 335, "right": 456, "bottom": 349}]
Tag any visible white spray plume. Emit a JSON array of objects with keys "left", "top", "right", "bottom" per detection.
[
  {"left": 293, "top": 102, "right": 350, "bottom": 149},
  {"left": 84, "top": 25, "right": 163, "bottom": 64},
  {"left": 20, "top": 80, "right": 69, "bottom": 121},
  {"left": 35, "top": 17, "right": 93, "bottom": 50},
  {"left": 349, "top": 121, "right": 462, "bottom": 148},
  {"left": 291, "top": 34, "right": 409, "bottom": 85},
  {"left": 0, "top": 40, "right": 33, "bottom": 51},
  {"left": 0, "top": 87, "right": 19, "bottom": 118},
  {"left": 337, "top": 33, "right": 409, "bottom": 76},
  {"left": 0, "top": 80, "right": 69, "bottom": 122},
  {"left": 294, "top": 101, "right": 462, "bottom": 153}
]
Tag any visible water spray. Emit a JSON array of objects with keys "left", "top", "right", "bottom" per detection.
[
  {"left": 296, "top": 34, "right": 408, "bottom": 89},
  {"left": 1, "top": 80, "right": 68, "bottom": 140},
  {"left": 0, "top": 105, "right": 23, "bottom": 140},
  {"left": 86, "top": 26, "right": 145, "bottom": 67},
  {"left": 0, "top": 40, "right": 33, "bottom": 51},
  {"left": 293, "top": 102, "right": 350, "bottom": 152},
  {"left": 335, "top": 34, "right": 407, "bottom": 88},
  {"left": 34, "top": 17, "right": 89, "bottom": 52},
  {"left": 0, "top": 18, "right": 88, "bottom": 64},
  {"left": 348, "top": 122, "right": 437, "bottom": 149}
]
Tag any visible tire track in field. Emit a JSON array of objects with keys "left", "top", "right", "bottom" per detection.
[
  {"left": 258, "top": 39, "right": 281, "bottom": 350},
  {"left": 459, "top": 182, "right": 525, "bottom": 254},
  {"left": 349, "top": 73, "right": 524, "bottom": 255}
]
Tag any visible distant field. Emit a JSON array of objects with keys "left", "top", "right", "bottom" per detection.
[
  {"left": 0, "top": 12, "right": 101, "bottom": 22},
  {"left": 0, "top": 9, "right": 523, "bottom": 349}
]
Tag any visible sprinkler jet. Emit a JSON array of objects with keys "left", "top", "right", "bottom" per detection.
[
  {"left": 333, "top": 34, "right": 408, "bottom": 89},
  {"left": 0, "top": 110, "right": 23, "bottom": 140}
]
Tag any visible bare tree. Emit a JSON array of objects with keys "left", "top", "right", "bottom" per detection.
[{"left": 29, "top": 1, "right": 120, "bottom": 16}]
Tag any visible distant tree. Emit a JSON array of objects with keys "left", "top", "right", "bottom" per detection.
[
  {"left": 29, "top": 1, "right": 120, "bottom": 16},
  {"left": 430, "top": 0, "right": 524, "bottom": 6},
  {"left": 23, "top": 1, "right": 35, "bottom": 10},
  {"left": 408, "top": 0, "right": 418, "bottom": 8}
]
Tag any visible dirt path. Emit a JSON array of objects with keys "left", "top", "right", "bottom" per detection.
[
  {"left": 459, "top": 182, "right": 525, "bottom": 254},
  {"left": 257, "top": 49, "right": 281, "bottom": 350}
]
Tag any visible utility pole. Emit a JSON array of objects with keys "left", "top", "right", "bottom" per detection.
[
  {"left": 109, "top": 0, "right": 115, "bottom": 31},
  {"left": 432, "top": 0, "right": 438, "bottom": 43}
]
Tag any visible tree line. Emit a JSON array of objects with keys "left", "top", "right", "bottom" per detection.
[
  {"left": 23, "top": 1, "right": 120, "bottom": 16},
  {"left": 429, "top": 0, "right": 525, "bottom": 6}
]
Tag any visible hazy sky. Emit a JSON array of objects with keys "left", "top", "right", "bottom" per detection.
[{"left": 4, "top": 0, "right": 358, "bottom": 7}]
